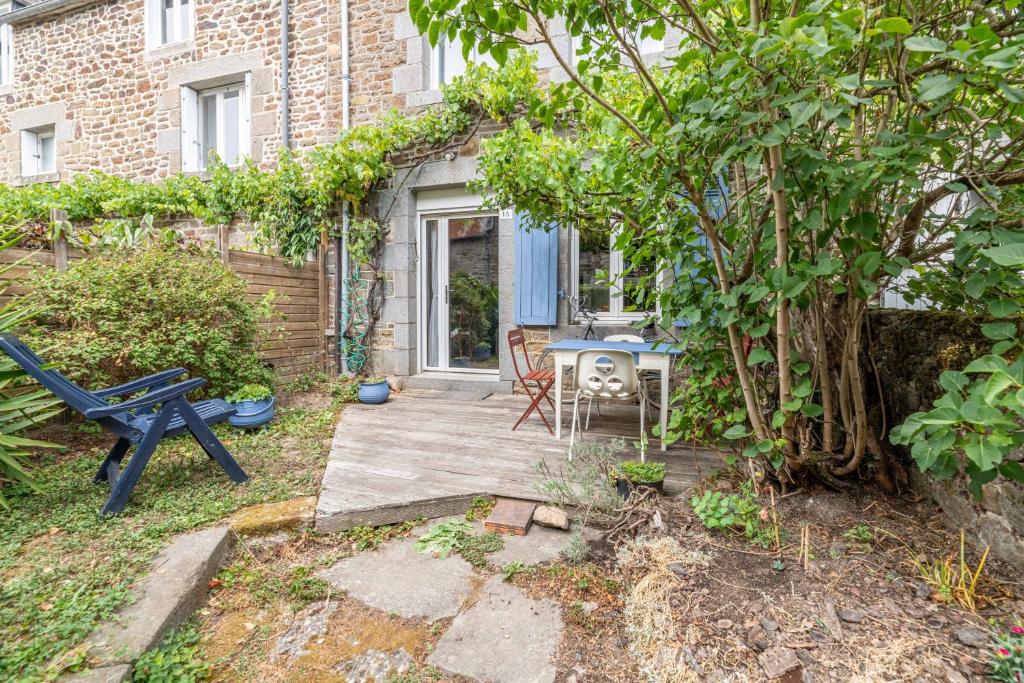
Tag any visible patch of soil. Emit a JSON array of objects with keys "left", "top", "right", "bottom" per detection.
[{"left": 623, "top": 483, "right": 1024, "bottom": 682}]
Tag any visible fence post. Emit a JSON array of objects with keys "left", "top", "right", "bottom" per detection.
[
  {"left": 50, "top": 208, "right": 69, "bottom": 272},
  {"left": 219, "top": 224, "right": 231, "bottom": 264},
  {"left": 318, "top": 229, "right": 328, "bottom": 373}
]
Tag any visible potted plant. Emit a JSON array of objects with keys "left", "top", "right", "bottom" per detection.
[
  {"left": 473, "top": 341, "right": 492, "bottom": 361},
  {"left": 611, "top": 460, "right": 667, "bottom": 498},
  {"left": 357, "top": 376, "right": 390, "bottom": 404},
  {"left": 226, "top": 383, "right": 276, "bottom": 429}
]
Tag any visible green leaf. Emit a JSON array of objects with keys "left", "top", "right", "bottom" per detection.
[
  {"left": 876, "top": 17, "right": 913, "bottom": 34},
  {"left": 981, "top": 322, "right": 1017, "bottom": 340},
  {"left": 963, "top": 355, "right": 1008, "bottom": 374},
  {"left": 938, "top": 370, "right": 969, "bottom": 393},
  {"left": 917, "top": 74, "right": 962, "bottom": 100},
  {"left": 904, "top": 36, "right": 947, "bottom": 52},
  {"left": 747, "top": 347, "right": 774, "bottom": 365},
  {"left": 999, "top": 461, "right": 1024, "bottom": 484},
  {"left": 982, "top": 243, "right": 1024, "bottom": 266},
  {"left": 964, "top": 434, "right": 1002, "bottom": 471},
  {"left": 723, "top": 424, "right": 749, "bottom": 440}
]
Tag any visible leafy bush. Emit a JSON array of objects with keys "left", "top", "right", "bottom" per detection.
[
  {"left": 22, "top": 244, "right": 275, "bottom": 399},
  {"left": 412, "top": 519, "right": 504, "bottom": 567},
  {"left": 226, "top": 383, "right": 273, "bottom": 403}
]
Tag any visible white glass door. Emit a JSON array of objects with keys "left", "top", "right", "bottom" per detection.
[{"left": 420, "top": 213, "right": 500, "bottom": 373}]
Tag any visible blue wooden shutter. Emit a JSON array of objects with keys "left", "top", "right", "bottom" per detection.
[{"left": 514, "top": 214, "right": 559, "bottom": 325}]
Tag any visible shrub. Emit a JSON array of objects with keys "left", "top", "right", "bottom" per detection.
[
  {"left": 613, "top": 461, "right": 666, "bottom": 484},
  {"left": 22, "top": 244, "right": 275, "bottom": 399}
]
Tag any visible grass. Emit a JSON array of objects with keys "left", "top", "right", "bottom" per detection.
[{"left": 0, "top": 391, "right": 342, "bottom": 681}]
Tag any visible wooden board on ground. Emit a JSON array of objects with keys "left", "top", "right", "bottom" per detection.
[{"left": 484, "top": 498, "right": 537, "bottom": 536}]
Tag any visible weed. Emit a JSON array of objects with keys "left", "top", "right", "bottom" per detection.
[
  {"left": 912, "top": 530, "right": 991, "bottom": 611},
  {"left": 386, "top": 664, "right": 445, "bottom": 682},
  {"left": 502, "top": 561, "right": 527, "bottom": 582},
  {"left": 284, "top": 371, "right": 328, "bottom": 393},
  {"left": 459, "top": 531, "right": 504, "bottom": 568},
  {"left": 465, "top": 496, "right": 495, "bottom": 521},
  {"left": 340, "top": 519, "right": 422, "bottom": 551},
  {"left": 412, "top": 520, "right": 503, "bottom": 567},
  {"left": 328, "top": 378, "right": 360, "bottom": 403},
  {"left": 691, "top": 481, "right": 777, "bottom": 548},
  {"left": 413, "top": 520, "right": 473, "bottom": 558},
  {"left": 843, "top": 524, "right": 874, "bottom": 543},
  {"left": 133, "top": 622, "right": 212, "bottom": 683},
  {"left": 611, "top": 460, "right": 666, "bottom": 484},
  {"left": 287, "top": 567, "right": 331, "bottom": 604}
]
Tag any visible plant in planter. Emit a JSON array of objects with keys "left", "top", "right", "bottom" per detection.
[
  {"left": 226, "top": 383, "right": 276, "bottom": 429},
  {"left": 611, "top": 460, "right": 666, "bottom": 498},
  {"left": 357, "top": 376, "right": 390, "bottom": 404}
]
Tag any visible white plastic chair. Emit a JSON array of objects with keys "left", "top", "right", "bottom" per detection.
[
  {"left": 582, "top": 334, "right": 648, "bottom": 426},
  {"left": 569, "top": 349, "right": 646, "bottom": 454}
]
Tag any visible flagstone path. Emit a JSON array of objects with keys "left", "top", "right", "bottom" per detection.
[{"left": 316, "top": 519, "right": 570, "bottom": 682}]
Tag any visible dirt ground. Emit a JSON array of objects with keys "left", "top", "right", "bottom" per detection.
[{"left": 195, "top": 471, "right": 1023, "bottom": 683}]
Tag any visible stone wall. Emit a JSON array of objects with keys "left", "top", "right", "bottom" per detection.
[
  {"left": 0, "top": 0, "right": 342, "bottom": 183},
  {"left": 868, "top": 309, "right": 1024, "bottom": 570}
]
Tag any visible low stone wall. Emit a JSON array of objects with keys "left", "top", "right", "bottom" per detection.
[{"left": 868, "top": 309, "right": 1024, "bottom": 569}]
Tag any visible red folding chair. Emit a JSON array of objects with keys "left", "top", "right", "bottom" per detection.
[{"left": 508, "top": 328, "right": 556, "bottom": 435}]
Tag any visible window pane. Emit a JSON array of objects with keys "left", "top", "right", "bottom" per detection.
[
  {"left": 222, "top": 90, "right": 240, "bottom": 166},
  {"left": 40, "top": 135, "right": 55, "bottom": 173},
  {"left": 424, "top": 219, "right": 440, "bottom": 368},
  {"left": 442, "top": 37, "right": 466, "bottom": 84},
  {"left": 578, "top": 226, "right": 612, "bottom": 313},
  {"left": 162, "top": 0, "right": 174, "bottom": 43},
  {"left": 179, "top": 0, "right": 190, "bottom": 40},
  {"left": 201, "top": 94, "right": 217, "bottom": 168}
]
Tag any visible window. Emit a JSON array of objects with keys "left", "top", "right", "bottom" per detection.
[
  {"left": 146, "top": 0, "right": 192, "bottom": 49},
  {"left": 180, "top": 78, "right": 251, "bottom": 172},
  {"left": 430, "top": 34, "right": 495, "bottom": 89},
  {"left": 573, "top": 225, "right": 659, "bottom": 321},
  {"left": 0, "top": 23, "right": 12, "bottom": 86},
  {"left": 20, "top": 126, "right": 56, "bottom": 177}
]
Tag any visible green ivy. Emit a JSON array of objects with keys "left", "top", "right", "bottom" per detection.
[{"left": 0, "top": 55, "right": 539, "bottom": 266}]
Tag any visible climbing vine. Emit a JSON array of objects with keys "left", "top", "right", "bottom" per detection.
[{"left": 0, "top": 54, "right": 540, "bottom": 266}]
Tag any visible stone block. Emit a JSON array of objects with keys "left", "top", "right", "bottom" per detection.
[
  {"left": 155, "top": 128, "right": 179, "bottom": 153},
  {"left": 393, "top": 11, "right": 419, "bottom": 40},
  {"left": 66, "top": 664, "right": 131, "bottom": 683},
  {"left": 391, "top": 63, "right": 423, "bottom": 95}
]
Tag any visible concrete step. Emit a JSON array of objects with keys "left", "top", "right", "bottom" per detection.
[{"left": 400, "top": 372, "right": 513, "bottom": 395}]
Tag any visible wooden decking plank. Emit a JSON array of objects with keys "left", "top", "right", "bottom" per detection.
[{"left": 315, "top": 393, "right": 725, "bottom": 532}]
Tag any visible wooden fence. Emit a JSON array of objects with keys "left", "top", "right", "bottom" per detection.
[{"left": 0, "top": 218, "right": 327, "bottom": 384}]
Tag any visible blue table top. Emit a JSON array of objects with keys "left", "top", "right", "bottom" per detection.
[{"left": 544, "top": 339, "right": 682, "bottom": 355}]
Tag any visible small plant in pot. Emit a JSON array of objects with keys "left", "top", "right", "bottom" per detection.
[
  {"left": 357, "top": 376, "right": 390, "bottom": 404},
  {"left": 611, "top": 460, "right": 666, "bottom": 498},
  {"left": 226, "top": 383, "right": 276, "bottom": 429}
]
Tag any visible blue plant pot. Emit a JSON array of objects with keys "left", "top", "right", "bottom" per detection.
[
  {"left": 358, "top": 380, "right": 390, "bottom": 404},
  {"left": 227, "top": 396, "right": 276, "bottom": 429},
  {"left": 473, "top": 347, "right": 492, "bottom": 361}
]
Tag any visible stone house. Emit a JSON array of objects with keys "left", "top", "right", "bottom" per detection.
[{"left": 0, "top": 0, "right": 689, "bottom": 391}]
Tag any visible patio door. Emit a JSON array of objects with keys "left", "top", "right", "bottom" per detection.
[{"left": 421, "top": 213, "right": 500, "bottom": 373}]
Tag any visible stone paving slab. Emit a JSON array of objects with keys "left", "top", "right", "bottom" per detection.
[
  {"left": 317, "top": 536, "right": 475, "bottom": 622},
  {"left": 469, "top": 519, "right": 571, "bottom": 567},
  {"left": 428, "top": 575, "right": 563, "bottom": 683},
  {"left": 85, "top": 526, "right": 232, "bottom": 667},
  {"left": 65, "top": 665, "right": 131, "bottom": 683}
]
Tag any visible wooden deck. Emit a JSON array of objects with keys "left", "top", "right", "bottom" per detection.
[{"left": 315, "top": 390, "right": 724, "bottom": 532}]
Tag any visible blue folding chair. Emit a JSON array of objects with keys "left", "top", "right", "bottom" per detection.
[{"left": 0, "top": 333, "right": 248, "bottom": 515}]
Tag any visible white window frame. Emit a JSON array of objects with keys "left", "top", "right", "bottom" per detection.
[
  {"left": 20, "top": 127, "right": 56, "bottom": 177},
  {"left": 0, "top": 23, "right": 13, "bottom": 87},
  {"left": 570, "top": 227, "right": 662, "bottom": 323},
  {"left": 180, "top": 76, "right": 251, "bottom": 172},
  {"left": 429, "top": 34, "right": 495, "bottom": 89},
  {"left": 145, "top": 0, "right": 194, "bottom": 50}
]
